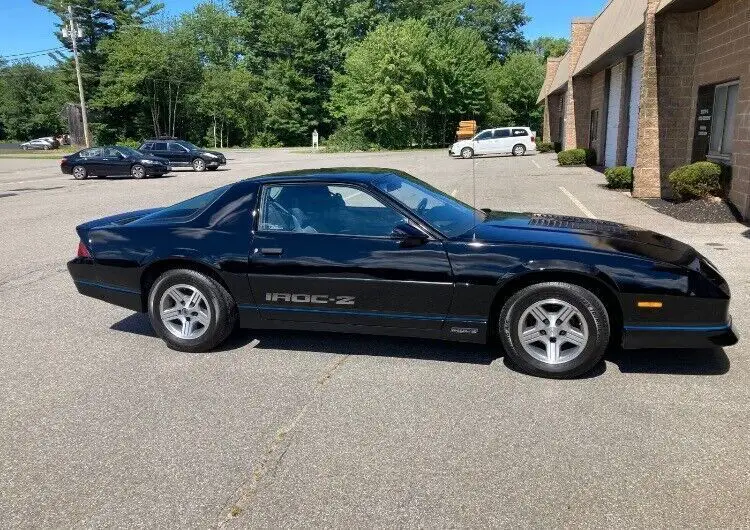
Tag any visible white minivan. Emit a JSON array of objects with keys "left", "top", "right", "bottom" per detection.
[{"left": 449, "top": 127, "right": 536, "bottom": 159}]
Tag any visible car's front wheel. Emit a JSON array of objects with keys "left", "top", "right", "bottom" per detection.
[
  {"left": 498, "top": 282, "right": 610, "bottom": 378},
  {"left": 460, "top": 147, "right": 474, "bottom": 159},
  {"left": 192, "top": 158, "right": 206, "bottom": 171},
  {"left": 131, "top": 164, "right": 146, "bottom": 179},
  {"left": 148, "top": 268, "right": 237, "bottom": 353}
]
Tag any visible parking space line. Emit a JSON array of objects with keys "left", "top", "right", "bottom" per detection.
[
  {"left": 530, "top": 158, "right": 540, "bottom": 169},
  {"left": 558, "top": 186, "right": 597, "bottom": 219}
]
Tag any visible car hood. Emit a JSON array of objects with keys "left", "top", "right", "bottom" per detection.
[
  {"left": 471, "top": 210, "right": 698, "bottom": 267},
  {"left": 198, "top": 149, "right": 224, "bottom": 158}
]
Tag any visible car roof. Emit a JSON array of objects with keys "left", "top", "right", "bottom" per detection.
[{"left": 240, "top": 167, "right": 406, "bottom": 185}]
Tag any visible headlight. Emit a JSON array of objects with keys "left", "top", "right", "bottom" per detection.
[
  {"left": 203, "top": 152, "right": 218, "bottom": 158},
  {"left": 141, "top": 159, "right": 158, "bottom": 165}
]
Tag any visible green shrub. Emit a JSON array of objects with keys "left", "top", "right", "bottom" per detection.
[
  {"left": 557, "top": 147, "right": 597, "bottom": 166},
  {"left": 118, "top": 139, "right": 141, "bottom": 149},
  {"left": 324, "top": 125, "right": 376, "bottom": 152},
  {"left": 604, "top": 166, "right": 633, "bottom": 189},
  {"left": 557, "top": 148, "right": 586, "bottom": 165},
  {"left": 251, "top": 132, "right": 282, "bottom": 148},
  {"left": 668, "top": 161, "right": 723, "bottom": 200},
  {"left": 537, "top": 141, "right": 554, "bottom": 153}
]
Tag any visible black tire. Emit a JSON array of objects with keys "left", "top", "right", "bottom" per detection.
[
  {"left": 460, "top": 147, "right": 474, "bottom": 159},
  {"left": 192, "top": 158, "right": 206, "bottom": 171},
  {"left": 498, "top": 282, "right": 610, "bottom": 378},
  {"left": 131, "top": 164, "right": 146, "bottom": 179},
  {"left": 512, "top": 143, "right": 526, "bottom": 156},
  {"left": 147, "top": 268, "right": 238, "bottom": 353},
  {"left": 72, "top": 165, "right": 88, "bottom": 180}
]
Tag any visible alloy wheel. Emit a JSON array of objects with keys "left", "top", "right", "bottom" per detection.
[
  {"left": 193, "top": 158, "right": 206, "bottom": 171},
  {"left": 159, "top": 284, "right": 212, "bottom": 340},
  {"left": 73, "top": 166, "right": 86, "bottom": 180},
  {"left": 131, "top": 164, "right": 145, "bottom": 179},
  {"left": 516, "top": 298, "right": 589, "bottom": 364}
]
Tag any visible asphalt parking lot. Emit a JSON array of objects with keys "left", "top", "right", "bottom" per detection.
[{"left": 1, "top": 149, "right": 749, "bottom": 528}]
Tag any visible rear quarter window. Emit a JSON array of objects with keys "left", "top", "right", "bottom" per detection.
[
  {"left": 512, "top": 129, "right": 529, "bottom": 136},
  {"left": 129, "top": 185, "right": 230, "bottom": 225}
]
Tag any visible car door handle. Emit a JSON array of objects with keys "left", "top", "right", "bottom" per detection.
[{"left": 259, "top": 247, "right": 283, "bottom": 255}]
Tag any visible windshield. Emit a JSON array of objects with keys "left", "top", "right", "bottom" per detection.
[
  {"left": 116, "top": 146, "right": 143, "bottom": 157},
  {"left": 177, "top": 140, "right": 199, "bottom": 150},
  {"left": 372, "top": 173, "right": 484, "bottom": 238}
]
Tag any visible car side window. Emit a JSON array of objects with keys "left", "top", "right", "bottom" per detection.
[
  {"left": 141, "top": 143, "right": 153, "bottom": 151},
  {"left": 474, "top": 131, "right": 492, "bottom": 141},
  {"left": 103, "top": 148, "right": 122, "bottom": 157},
  {"left": 80, "top": 148, "right": 102, "bottom": 158},
  {"left": 168, "top": 142, "right": 187, "bottom": 152},
  {"left": 493, "top": 129, "right": 510, "bottom": 138},
  {"left": 153, "top": 142, "right": 167, "bottom": 150},
  {"left": 512, "top": 129, "right": 528, "bottom": 137},
  {"left": 258, "top": 184, "right": 406, "bottom": 237}
]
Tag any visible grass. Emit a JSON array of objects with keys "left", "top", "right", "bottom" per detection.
[{"left": 0, "top": 147, "right": 78, "bottom": 159}]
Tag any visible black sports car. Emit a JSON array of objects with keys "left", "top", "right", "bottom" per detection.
[
  {"left": 138, "top": 139, "right": 226, "bottom": 172},
  {"left": 61, "top": 146, "right": 171, "bottom": 180},
  {"left": 67, "top": 168, "right": 737, "bottom": 378}
]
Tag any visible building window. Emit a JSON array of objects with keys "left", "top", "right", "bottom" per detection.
[{"left": 709, "top": 81, "right": 739, "bottom": 158}]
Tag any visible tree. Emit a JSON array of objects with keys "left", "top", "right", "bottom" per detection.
[
  {"left": 95, "top": 27, "right": 201, "bottom": 139},
  {"left": 531, "top": 36, "right": 569, "bottom": 60},
  {"left": 426, "top": 0, "right": 530, "bottom": 61},
  {"left": 486, "top": 51, "right": 545, "bottom": 131},
  {"left": 0, "top": 62, "right": 67, "bottom": 140}
]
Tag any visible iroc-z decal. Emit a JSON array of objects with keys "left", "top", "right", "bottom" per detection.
[{"left": 265, "top": 293, "right": 355, "bottom": 305}]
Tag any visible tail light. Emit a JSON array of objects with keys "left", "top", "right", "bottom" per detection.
[
  {"left": 77, "top": 240, "right": 91, "bottom": 258},
  {"left": 530, "top": 136, "right": 536, "bottom": 143}
]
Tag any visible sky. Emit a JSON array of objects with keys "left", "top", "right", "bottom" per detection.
[{"left": 0, "top": 0, "right": 605, "bottom": 65}]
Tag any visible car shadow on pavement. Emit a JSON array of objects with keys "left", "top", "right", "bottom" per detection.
[
  {"left": 606, "top": 347, "right": 730, "bottom": 375},
  {"left": 110, "top": 313, "right": 730, "bottom": 374},
  {"left": 111, "top": 313, "right": 497, "bottom": 365}
]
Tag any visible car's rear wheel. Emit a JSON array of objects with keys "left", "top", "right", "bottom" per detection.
[
  {"left": 460, "top": 147, "right": 474, "bottom": 159},
  {"left": 72, "top": 165, "right": 87, "bottom": 180},
  {"left": 512, "top": 144, "right": 526, "bottom": 156},
  {"left": 192, "top": 158, "right": 206, "bottom": 171},
  {"left": 498, "top": 282, "right": 610, "bottom": 378},
  {"left": 131, "top": 164, "right": 146, "bottom": 179},
  {"left": 148, "top": 268, "right": 237, "bottom": 353}
]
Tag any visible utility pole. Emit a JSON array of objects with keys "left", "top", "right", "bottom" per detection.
[{"left": 64, "top": 5, "right": 91, "bottom": 147}]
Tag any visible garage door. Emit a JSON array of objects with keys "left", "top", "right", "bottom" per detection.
[
  {"left": 626, "top": 52, "right": 643, "bottom": 167},
  {"left": 605, "top": 62, "right": 625, "bottom": 168}
]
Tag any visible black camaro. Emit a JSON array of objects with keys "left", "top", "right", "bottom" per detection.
[
  {"left": 61, "top": 146, "right": 170, "bottom": 179},
  {"left": 67, "top": 168, "right": 737, "bottom": 378}
]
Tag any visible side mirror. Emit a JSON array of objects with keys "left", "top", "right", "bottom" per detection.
[{"left": 392, "top": 222, "right": 428, "bottom": 246}]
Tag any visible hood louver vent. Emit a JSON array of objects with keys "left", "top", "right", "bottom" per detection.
[{"left": 529, "top": 213, "right": 625, "bottom": 233}]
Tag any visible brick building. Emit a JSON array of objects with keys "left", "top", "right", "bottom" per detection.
[{"left": 537, "top": 0, "right": 750, "bottom": 220}]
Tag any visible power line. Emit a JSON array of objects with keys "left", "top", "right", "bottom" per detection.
[{"left": 0, "top": 47, "right": 67, "bottom": 59}]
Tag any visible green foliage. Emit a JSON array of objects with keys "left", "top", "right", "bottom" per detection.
[
  {"left": 118, "top": 139, "right": 142, "bottom": 149},
  {"left": 604, "top": 166, "right": 633, "bottom": 189},
  {"left": 324, "top": 125, "right": 375, "bottom": 152},
  {"left": 537, "top": 141, "right": 554, "bottom": 153},
  {"left": 668, "top": 161, "right": 723, "bottom": 200},
  {"left": 557, "top": 148, "right": 596, "bottom": 166},
  {"left": 530, "top": 37, "right": 569, "bottom": 60},
  {"left": 251, "top": 132, "right": 282, "bottom": 147},
  {"left": 486, "top": 52, "right": 545, "bottom": 131},
  {"left": 24, "top": 0, "right": 555, "bottom": 149},
  {"left": 0, "top": 62, "right": 66, "bottom": 140}
]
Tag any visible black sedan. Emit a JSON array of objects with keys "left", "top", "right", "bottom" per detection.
[
  {"left": 138, "top": 139, "right": 226, "bottom": 171},
  {"left": 67, "top": 168, "right": 737, "bottom": 378},
  {"left": 61, "top": 146, "right": 171, "bottom": 180}
]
